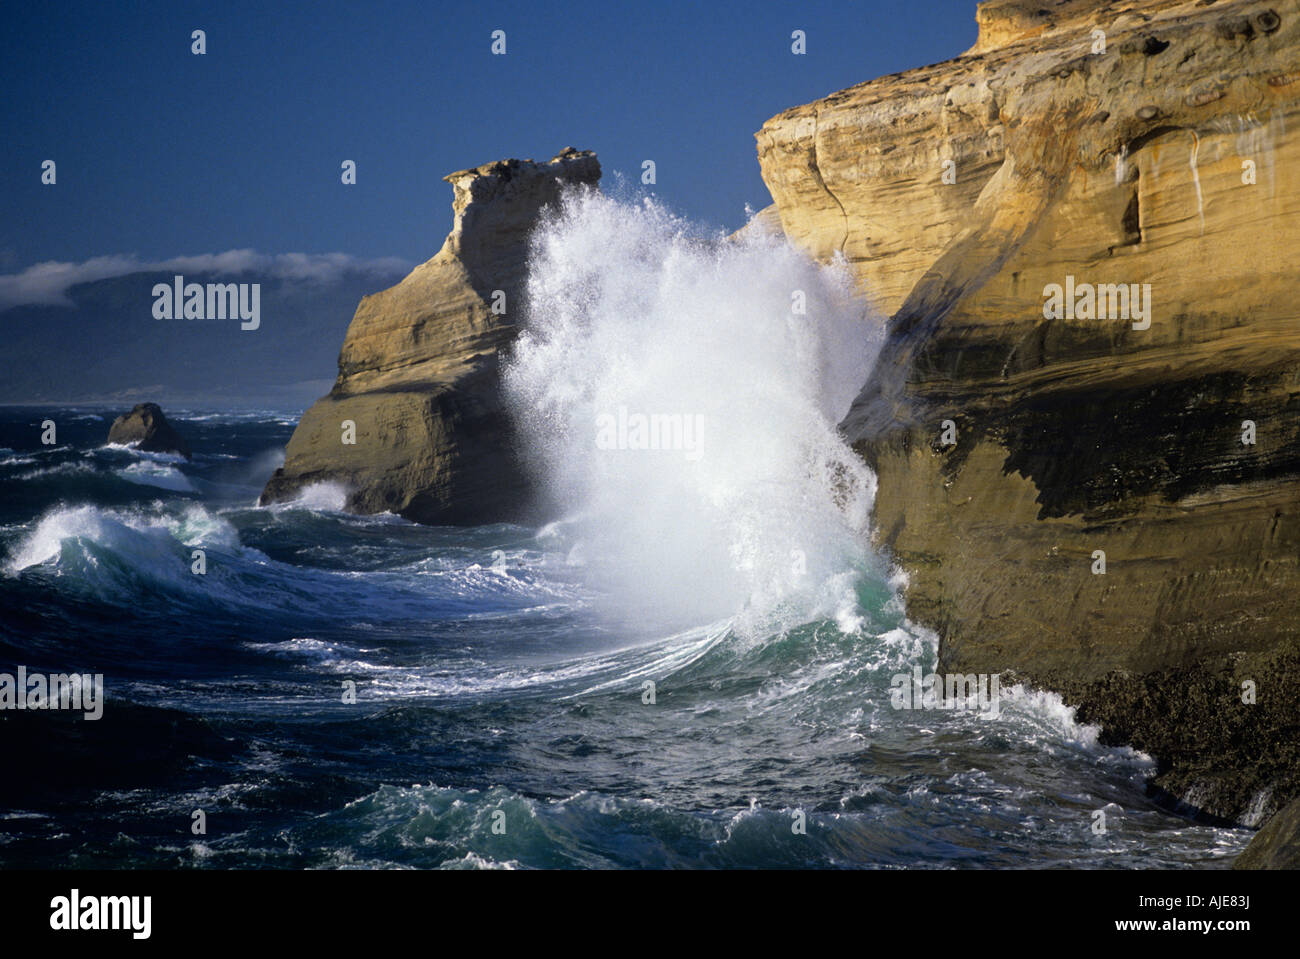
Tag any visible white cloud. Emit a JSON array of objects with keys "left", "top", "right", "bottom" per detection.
[{"left": 0, "top": 250, "right": 412, "bottom": 310}]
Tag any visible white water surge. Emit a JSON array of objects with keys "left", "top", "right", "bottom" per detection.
[{"left": 505, "top": 192, "right": 883, "bottom": 638}]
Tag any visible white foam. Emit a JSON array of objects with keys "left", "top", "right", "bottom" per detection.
[
  {"left": 116, "top": 461, "right": 195, "bottom": 492},
  {"left": 504, "top": 190, "right": 884, "bottom": 638},
  {"left": 993, "top": 684, "right": 1154, "bottom": 767},
  {"left": 274, "top": 480, "right": 350, "bottom": 512},
  {"left": 100, "top": 443, "right": 188, "bottom": 463},
  {"left": 13, "top": 461, "right": 95, "bottom": 481}
]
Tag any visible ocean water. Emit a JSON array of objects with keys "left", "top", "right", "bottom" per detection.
[{"left": 0, "top": 195, "right": 1253, "bottom": 869}]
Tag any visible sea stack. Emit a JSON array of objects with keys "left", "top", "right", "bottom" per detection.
[
  {"left": 757, "top": 0, "right": 1300, "bottom": 829},
  {"left": 107, "top": 402, "right": 191, "bottom": 459},
  {"left": 260, "top": 148, "right": 601, "bottom": 524}
]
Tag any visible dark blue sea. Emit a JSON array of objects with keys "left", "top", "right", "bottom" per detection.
[{"left": 0, "top": 406, "right": 1252, "bottom": 868}]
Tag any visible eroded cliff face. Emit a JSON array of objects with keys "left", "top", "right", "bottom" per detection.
[
  {"left": 261, "top": 149, "right": 600, "bottom": 524},
  {"left": 758, "top": 0, "right": 1300, "bottom": 824}
]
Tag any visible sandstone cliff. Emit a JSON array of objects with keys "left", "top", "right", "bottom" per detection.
[
  {"left": 261, "top": 149, "right": 600, "bottom": 524},
  {"left": 758, "top": 0, "right": 1300, "bottom": 825}
]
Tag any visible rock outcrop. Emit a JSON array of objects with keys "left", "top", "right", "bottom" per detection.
[
  {"left": 1234, "top": 796, "right": 1300, "bottom": 868},
  {"left": 107, "top": 403, "right": 191, "bottom": 459},
  {"left": 757, "top": 0, "right": 1300, "bottom": 826},
  {"left": 260, "top": 148, "right": 600, "bottom": 524}
]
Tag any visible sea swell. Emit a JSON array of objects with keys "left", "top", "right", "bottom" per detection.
[{"left": 0, "top": 284, "right": 1255, "bottom": 870}]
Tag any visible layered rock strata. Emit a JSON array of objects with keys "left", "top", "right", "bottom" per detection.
[{"left": 757, "top": 0, "right": 1300, "bottom": 826}]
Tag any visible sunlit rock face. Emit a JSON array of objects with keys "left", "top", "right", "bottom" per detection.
[
  {"left": 261, "top": 149, "right": 600, "bottom": 524},
  {"left": 758, "top": 0, "right": 1300, "bottom": 825}
]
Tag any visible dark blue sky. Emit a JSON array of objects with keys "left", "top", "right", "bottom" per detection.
[{"left": 1, "top": 0, "right": 978, "bottom": 271}]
